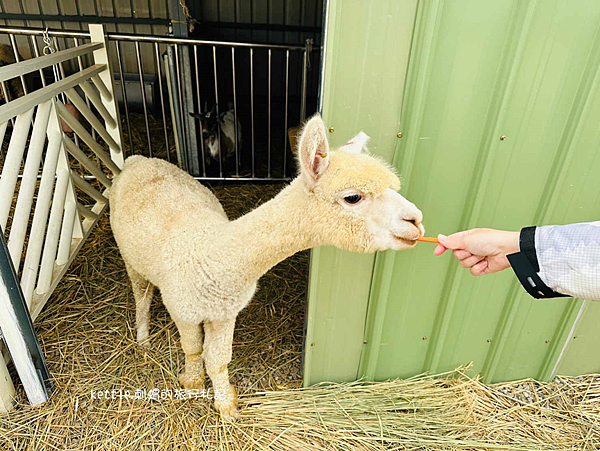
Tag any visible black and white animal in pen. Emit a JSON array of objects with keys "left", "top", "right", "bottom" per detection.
[
  {"left": 190, "top": 102, "right": 243, "bottom": 172},
  {"left": 177, "top": 39, "right": 318, "bottom": 181}
]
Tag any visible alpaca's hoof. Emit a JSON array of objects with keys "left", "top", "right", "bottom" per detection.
[
  {"left": 216, "top": 402, "right": 240, "bottom": 422},
  {"left": 179, "top": 371, "right": 205, "bottom": 390},
  {"left": 137, "top": 330, "right": 151, "bottom": 348},
  {"left": 215, "top": 387, "right": 239, "bottom": 421}
]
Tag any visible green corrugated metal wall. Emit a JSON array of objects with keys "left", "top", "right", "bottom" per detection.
[{"left": 303, "top": 0, "right": 600, "bottom": 386}]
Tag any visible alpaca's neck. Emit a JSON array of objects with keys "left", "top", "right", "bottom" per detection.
[{"left": 217, "top": 178, "right": 320, "bottom": 284}]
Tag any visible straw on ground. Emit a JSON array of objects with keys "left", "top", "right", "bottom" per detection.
[{"left": 0, "top": 183, "right": 598, "bottom": 450}]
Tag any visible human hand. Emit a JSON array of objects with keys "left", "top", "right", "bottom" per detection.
[{"left": 433, "top": 228, "right": 520, "bottom": 276}]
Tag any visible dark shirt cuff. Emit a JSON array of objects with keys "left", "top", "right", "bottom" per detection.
[
  {"left": 507, "top": 227, "right": 569, "bottom": 299},
  {"left": 519, "top": 226, "right": 539, "bottom": 272}
]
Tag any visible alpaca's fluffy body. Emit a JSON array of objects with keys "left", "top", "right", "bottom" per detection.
[
  {"left": 110, "top": 156, "right": 255, "bottom": 323},
  {"left": 110, "top": 115, "right": 424, "bottom": 420}
]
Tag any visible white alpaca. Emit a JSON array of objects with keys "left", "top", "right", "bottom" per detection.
[{"left": 109, "top": 115, "right": 424, "bottom": 420}]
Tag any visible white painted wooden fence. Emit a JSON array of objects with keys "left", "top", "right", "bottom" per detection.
[{"left": 0, "top": 24, "right": 123, "bottom": 411}]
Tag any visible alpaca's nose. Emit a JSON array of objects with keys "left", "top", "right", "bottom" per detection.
[{"left": 402, "top": 206, "right": 423, "bottom": 227}]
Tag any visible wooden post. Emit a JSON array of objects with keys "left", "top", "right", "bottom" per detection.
[
  {"left": 0, "top": 350, "right": 16, "bottom": 412},
  {"left": 89, "top": 24, "right": 124, "bottom": 169},
  {"left": 0, "top": 230, "right": 50, "bottom": 408}
]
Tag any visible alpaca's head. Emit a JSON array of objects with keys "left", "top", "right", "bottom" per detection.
[{"left": 297, "top": 115, "right": 424, "bottom": 253}]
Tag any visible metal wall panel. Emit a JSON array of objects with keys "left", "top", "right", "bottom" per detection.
[
  {"left": 198, "top": 0, "right": 323, "bottom": 45},
  {"left": 304, "top": 0, "right": 600, "bottom": 386},
  {"left": 303, "top": 0, "right": 419, "bottom": 385}
]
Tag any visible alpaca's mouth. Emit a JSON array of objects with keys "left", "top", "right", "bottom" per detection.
[{"left": 393, "top": 235, "right": 418, "bottom": 247}]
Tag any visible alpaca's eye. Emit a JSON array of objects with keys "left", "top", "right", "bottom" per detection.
[{"left": 344, "top": 194, "right": 362, "bottom": 205}]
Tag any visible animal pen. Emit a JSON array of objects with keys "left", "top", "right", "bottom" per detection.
[
  {"left": 0, "top": 19, "right": 318, "bottom": 403},
  {"left": 0, "top": 1, "right": 600, "bottom": 449},
  {"left": 0, "top": 25, "right": 317, "bottom": 180}
]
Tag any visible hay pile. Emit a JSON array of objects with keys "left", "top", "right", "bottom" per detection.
[{"left": 0, "top": 183, "right": 598, "bottom": 450}]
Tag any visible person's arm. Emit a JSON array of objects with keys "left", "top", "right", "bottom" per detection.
[
  {"left": 434, "top": 222, "right": 600, "bottom": 301},
  {"left": 516, "top": 222, "right": 600, "bottom": 300}
]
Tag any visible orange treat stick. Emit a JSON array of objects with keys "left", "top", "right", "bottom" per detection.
[{"left": 416, "top": 236, "right": 439, "bottom": 243}]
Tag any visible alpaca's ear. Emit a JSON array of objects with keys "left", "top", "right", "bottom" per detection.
[
  {"left": 298, "top": 114, "right": 329, "bottom": 185},
  {"left": 340, "top": 131, "right": 370, "bottom": 154}
]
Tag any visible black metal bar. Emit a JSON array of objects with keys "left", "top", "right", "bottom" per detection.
[
  {"left": 135, "top": 41, "right": 153, "bottom": 157},
  {"left": 174, "top": 44, "right": 188, "bottom": 171},
  {"left": 0, "top": 14, "right": 172, "bottom": 26},
  {"left": 268, "top": 49, "right": 271, "bottom": 178},
  {"left": 155, "top": 42, "right": 171, "bottom": 163},
  {"left": 250, "top": 48, "right": 255, "bottom": 178},
  {"left": 232, "top": 47, "right": 238, "bottom": 176},
  {"left": 283, "top": 0, "right": 287, "bottom": 44},
  {"left": 233, "top": 0, "right": 237, "bottom": 41},
  {"left": 0, "top": 228, "right": 52, "bottom": 404},
  {"left": 216, "top": 0, "right": 221, "bottom": 39},
  {"left": 314, "top": 0, "right": 320, "bottom": 44},
  {"left": 115, "top": 41, "right": 134, "bottom": 156},
  {"left": 300, "top": 0, "right": 305, "bottom": 44},
  {"left": 250, "top": 0, "right": 254, "bottom": 42},
  {"left": 300, "top": 44, "right": 308, "bottom": 122},
  {"left": 212, "top": 46, "right": 222, "bottom": 178},
  {"left": 193, "top": 45, "right": 204, "bottom": 175},
  {"left": 284, "top": 49, "right": 289, "bottom": 178}
]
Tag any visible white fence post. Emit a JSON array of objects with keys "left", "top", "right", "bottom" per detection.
[
  {"left": 89, "top": 24, "right": 125, "bottom": 169},
  {"left": 0, "top": 25, "right": 126, "bottom": 412},
  {"left": 51, "top": 99, "right": 83, "bottom": 241},
  {"left": 0, "top": 350, "right": 16, "bottom": 412},
  {"left": 0, "top": 232, "right": 50, "bottom": 408}
]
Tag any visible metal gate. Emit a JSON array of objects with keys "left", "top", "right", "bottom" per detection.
[
  {"left": 0, "top": 24, "right": 123, "bottom": 410},
  {"left": 0, "top": 25, "right": 318, "bottom": 181}
]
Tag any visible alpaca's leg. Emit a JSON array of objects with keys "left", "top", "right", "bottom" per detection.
[
  {"left": 174, "top": 319, "right": 205, "bottom": 390},
  {"left": 203, "top": 318, "right": 238, "bottom": 421},
  {"left": 125, "top": 263, "right": 154, "bottom": 347}
]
